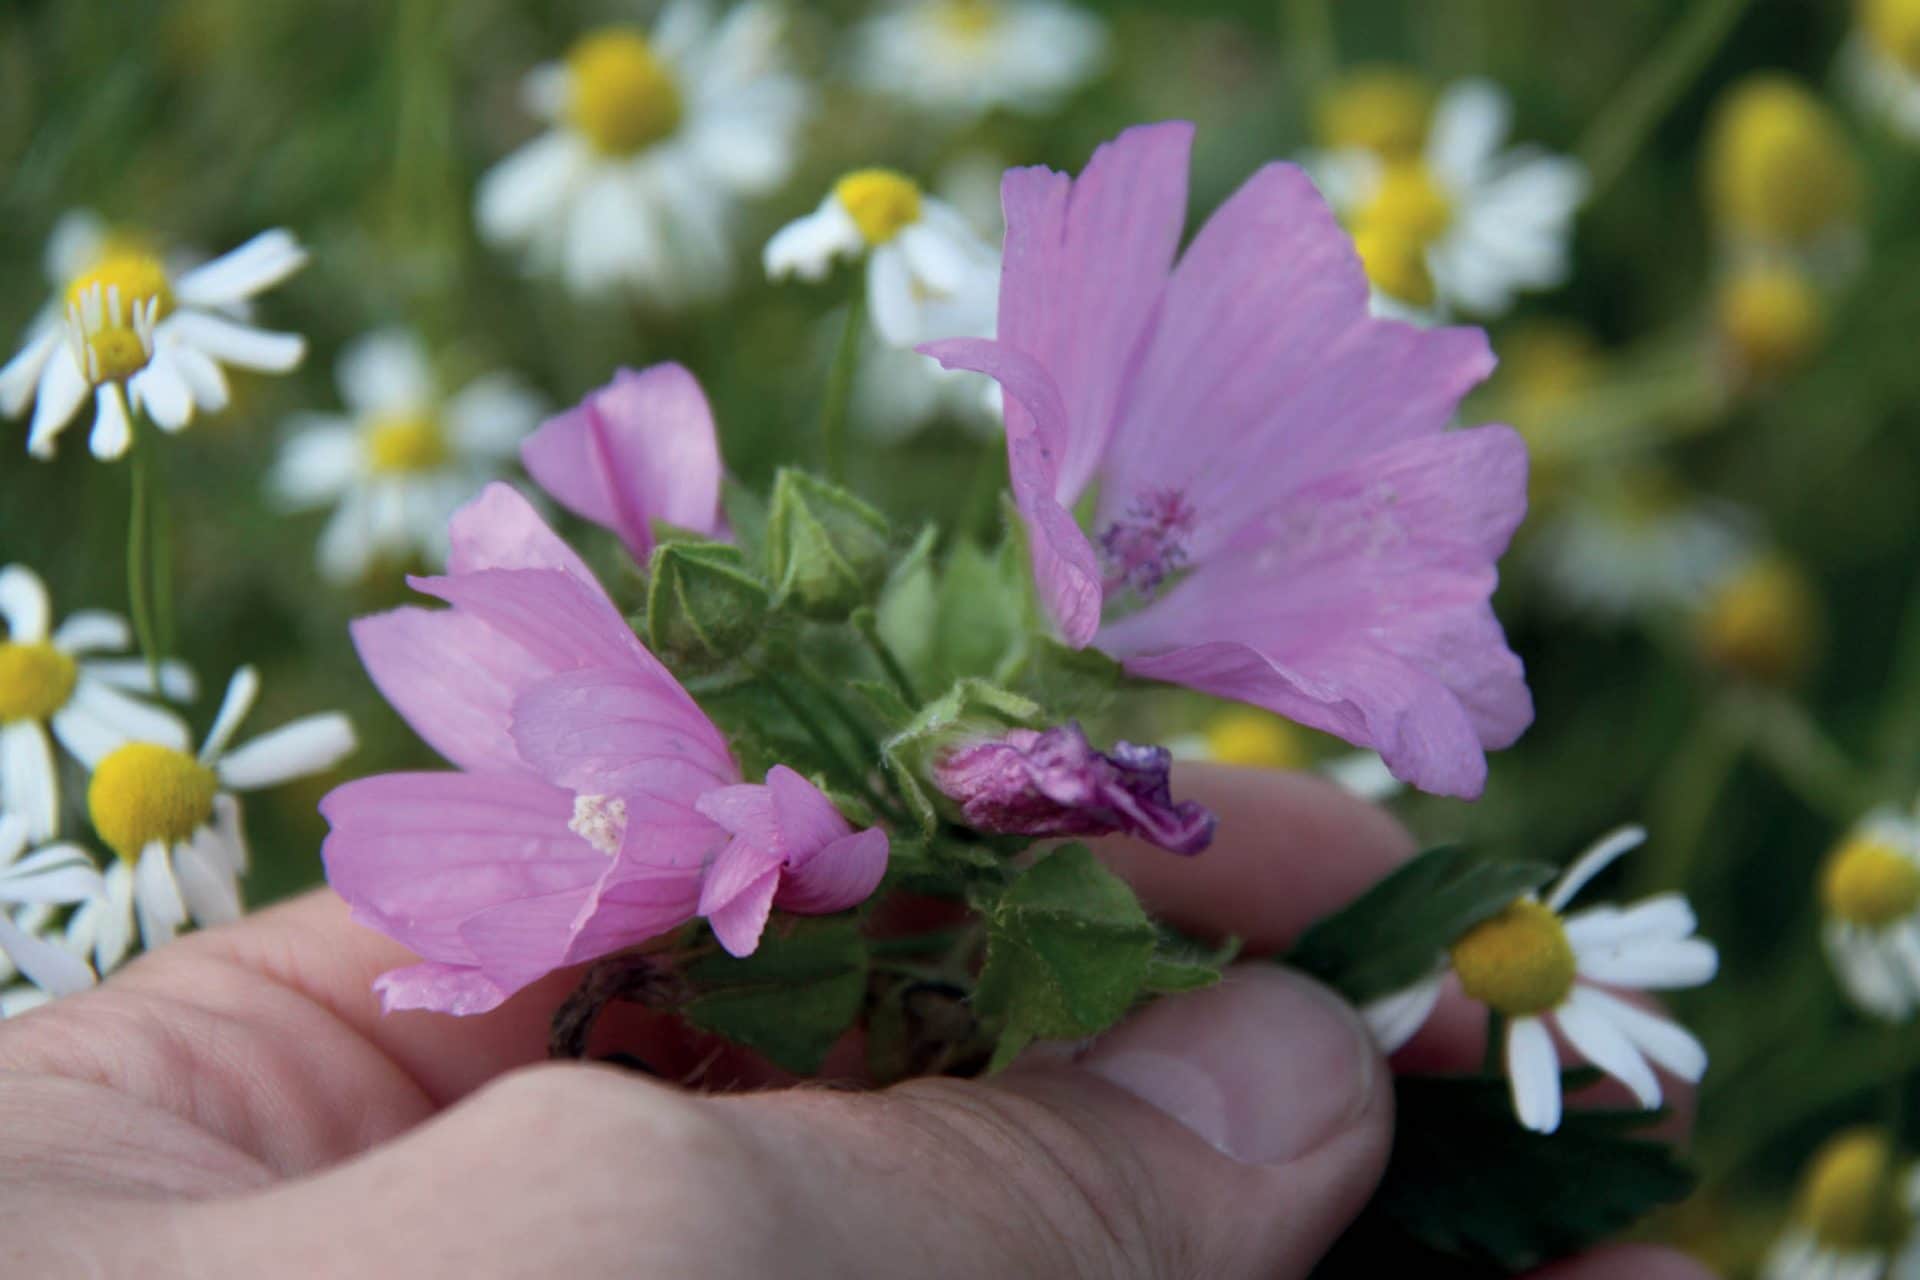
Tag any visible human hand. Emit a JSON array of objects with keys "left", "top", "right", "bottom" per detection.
[{"left": 0, "top": 768, "right": 1713, "bottom": 1278}]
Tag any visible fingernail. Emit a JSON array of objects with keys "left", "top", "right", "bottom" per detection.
[{"left": 1077, "top": 964, "right": 1377, "bottom": 1165}]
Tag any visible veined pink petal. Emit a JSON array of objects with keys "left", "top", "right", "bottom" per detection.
[
  {"left": 693, "top": 782, "right": 779, "bottom": 849},
  {"left": 778, "top": 828, "right": 889, "bottom": 916},
  {"left": 512, "top": 666, "right": 739, "bottom": 801},
  {"left": 765, "top": 765, "right": 854, "bottom": 856},
  {"left": 446, "top": 482, "right": 595, "bottom": 580},
  {"left": 349, "top": 607, "right": 531, "bottom": 774},
  {"left": 411, "top": 568, "right": 649, "bottom": 677},
  {"left": 521, "top": 365, "right": 725, "bottom": 562},
  {"left": 698, "top": 833, "right": 786, "bottom": 919},
  {"left": 704, "top": 864, "right": 781, "bottom": 958}
]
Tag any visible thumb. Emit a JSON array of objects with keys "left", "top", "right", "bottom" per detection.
[{"left": 718, "top": 963, "right": 1390, "bottom": 1278}]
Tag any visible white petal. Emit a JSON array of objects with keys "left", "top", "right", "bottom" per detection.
[
  {"left": 167, "top": 341, "right": 231, "bottom": 413},
  {"left": 0, "top": 814, "right": 25, "bottom": 866},
  {"left": 1506, "top": 1016, "right": 1563, "bottom": 1134},
  {"left": 45, "top": 210, "right": 107, "bottom": 282},
  {"left": 268, "top": 420, "right": 362, "bottom": 509},
  {"left": 897, "top": 215, "right": 979, "bottom": 297},
  {"left": 562, "top": 169, "right": 667, "bottom": 297},
  {"left": 162, "top": 312, "right": 305, "bottom": 373},
  {"left": 128, "top": 350, "right": 195, "bottom": 431},
  {"left": 80, "top": 657, "right": 198, "bottom": 703},
  {"left": 867, "top": 243, "right": 923, "bottom": 346},
  {"left": 1546, "top": 825, "right": 1647, "bottom": 911},
  {"left": 764, "top": 199, "right": 863, "bottom": 282},
  {"left": 445, "top": 374, "right": 543, "bottom": 457},
  {"left": 88, "top": 383, "right": 133, "bottom": 460},
  {"left": 212, "top": 794, "right": 248, "bottom": 874},
  {"left": 1360, "top": 972, "right": 1446, "bottom": 1053},
  {"left": 1552, "top": 996, "right": 1662, "bottom": 1109},
  {"left": 217, "top": 713, "right": 356, "bottom": 790},
  {"left": 315, "top": 492, "right": 378, "bottom": 584},
  {"left": 1562, "top": 895, "right": 1698, "bottom": 951},
  {"left": 25, "top": 347, "right": 88, "bottom": 458},
  {"left": 475, "top": 132, "right": 588, "bottom": 247},
  {"left": 0, "top": 329, "right": 60, "bottom": 419},
  {"left": 0, "top": 564, "right": 51, "bottom": 642},
  {"left": 1567, "top": 984, "right": 1709, "bottom": 1083},
  {"left": 1575, "top": 937, "right": 1720, "bottom": 989},
  {"left": 0, "top": 844, "right": 105, "bottom": 906},
  {"left": 520, "top": 62, "right": 570, "bottom": 122},
  {"left": 337, "top": 328, "right": 435, "bottom": 416},
  {"left": 1427, "top": 78, "right": 1513, "bottom": 188},
  {"left": 1320, "top": 751, "right": 1405, "bottom": 802},
  {"left": 55, "top": 677, "right": 192, "bottom": 760},
  {"left": 0, "top": 913, "right": 94, "bottom": 998},
  {"left": 52, "top": 610, "right": 129, "bottom": 655},
  {"left": 0, "top": 721, "right": 59, "bottom": 843},
  {"left": 201, "top": 667, "right": 261, "bottom": 762},
  {"left": 132, "top": 842, "right": 188, "bottom": 951},
  {"left": 172, "top": 230, "right": 307, "bottom": 308},
  {"left": 86, "top": 863, "right": 136, "bottom": 974},
  {"left": 172, "top": 834, "right": 242, "bottom": 927}
]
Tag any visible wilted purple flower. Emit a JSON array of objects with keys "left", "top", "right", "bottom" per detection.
[
  {"left": 934, "top": 723, "right": 1215, "bottom": 856},
  {"left": 923, "top": 123, "right": 1533, "bottom": 799}
]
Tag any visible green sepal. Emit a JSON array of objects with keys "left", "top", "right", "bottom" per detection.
[
  {"left": 1145, "top": 929, "right": 1242, "bottom": 994},
  {"left": 644, "top": 540, "right": 769, "bottom": 670},
  {"left": 974, "top": 843, "right": 1158, "bottom": 1071},
  {"left": 1286, "top": 845, "right": 1557, "bottom": 1006},
  {"left": 765, "top": 468, "right": 892, "bottom": 619},
  {"left": 881, "top": 677, "right": 1042, "bottom": 834},
  {"left": 680, "top": 918, "right": 870, "bottom": 1075}
]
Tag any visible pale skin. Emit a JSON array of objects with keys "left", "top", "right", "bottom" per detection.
[{"left": 0, "top": 768, "right": 1714, "bottom": 1277}]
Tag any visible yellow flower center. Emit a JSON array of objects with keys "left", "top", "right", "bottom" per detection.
[
  {"left": 1695, "top": 556, "right": 1817, "bottom": 686},
  {"left": 1316, "top": 67, "right": 1433, "bottom": 159},
  {"left": 1359, "top": 162, "right": 1454, "bottom": 247},
  {"left": 0, "top": 642, "right": 79, "bottom": 723},
  {"left": 64, "top": 251, "right": 173, "bottom": 384},
  {"left": 365, "top": 412, "right": 450, "bottom": 474},
  {"left": 1864, "top": 0, "right": 1920, "bottom": 74},
  {"left": 1204, "top": 709, "right": 1306, "bottom": 770},
  {"left": 1822, "top": 836, "right": 1920, "bottom": 928},
  {"left": 1449, "top": 899, "right": 1577, "bottom": 1017},
  {"left": 835, "top": 170, "right": 924, "bottom": 247},
  {"left": 566, "top": 29, "right": 683, "bottom": 156},
  {"left": 936, "top": 0, "right": 1000, "bottom": 40},
  {"left": 1705, "top": 76, "right": 1860, "bottom": 245},
  {"left": 1717, "top": 262, "right": 1825, "bottom": 379},
  {"left": 88, "top": 742, "right": 218, "bottom": 865},
  {"left": 1799, "top": 1129, "right": 1901, "bottom": 1250},
  {"left": 1350, "top": 224, "right": 1436, "bottom": 308}
]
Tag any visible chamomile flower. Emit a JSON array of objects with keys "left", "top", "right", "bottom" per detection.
[
  {"left": 1846, "top": 0, "right": 1920, "bottom": 142},
  {"left": 1527, "top": 472, "right": 1753, "bottom": 620},
  {"left": 766, "top": 168, "right": 1000, "bottom": 346},
  {"left": 76, "top": 667, "right": 354, "bottom": 970},
  {"left": 0, "top": 564, "right": 196, "bottom": 842},
  {"left": 1167, "top": 709, "right": 1405, "bottom": 803},
  {"left": 1717, "top": 257, "right": 1829, "bottom": 381},
  {"left": 1314, "top": 78, "right": 1587, "bottom": 318},
  {"left": 1762, "top": 1129, "right": 1918, "bottom": 1280},
  {"left": 269, "top": 329, "right": 545, "bottom": 583},
  {"left": 849, "top": 0, "right": 1107, "bottom": 121},
  {"left": 1818, "top": 810, "right": 1920, "bottom": 1021},
  {"left": 1705, "top": 75, "right": 1862, "bottom": 259},
  {"left": 1365, "top": 827, "right": 1717, "bottom": 1134},
  {"left": 476, "top": 4, "right": 809, "bottom": 304},
  {"left": 0, "top": 209, "right": 306, "bottom": 460},
  {"left": 0, "top": 814, "right": 102, "bottom": 1007},
  {"left": 1694, "top": 554, "right": 1819, "bottom": 686}
]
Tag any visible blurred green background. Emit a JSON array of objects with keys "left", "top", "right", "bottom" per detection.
[{"left": 5, "top": 0, "right": 1920, "bottom": 1270}]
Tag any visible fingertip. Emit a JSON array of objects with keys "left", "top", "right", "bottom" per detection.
[{"left": 1526, "top": 1244, "right": 1718, "bottom": 1280}]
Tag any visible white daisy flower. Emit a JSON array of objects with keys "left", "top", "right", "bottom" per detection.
[
  {"left": 1818, "top": 809, "right": 1920, "bottom": 1021},
  {"left": 852, "top": 326, "right": 1003, "bottom": 439},
  {"left": 766, "top": 168, "right": 1000, "bottom": 346},
  {"left": 1364, "top": 826, "right": 1717, "bottom": 1134},
  {"left": 1762, "top": 1129, "right": 1918, "bottom": 1280},
  {"left": 476, "top": 2, "right": 810, "bottom": 304},
  {"left": 1845, "top": 4, "right": 1920, "bottom": 143},
  {"left": 269, "top": 329, "right": 545, "bottom": 583},
  {"left": 0, "top": 814, "right": 103, "bottom": 1007},
  {"left": 849, "top": 0, "right": 1107, "bottom": 121},
  {"left": 1526, "top": 474, "right": 1753, "bottom": 621},
  {"left": 0, "top": 209, "right": 306, "bottom": 460},
  {"left": 76, "top": 667, "right": 354, "bottom": 971},
  {"left": 1314, "top": 78, "right": 1587, "bottom": 319},
  {"left": 0, "top": 564, "right": 196, "bottom": 843}
]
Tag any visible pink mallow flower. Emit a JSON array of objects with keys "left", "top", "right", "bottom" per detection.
[
  {"left": 933, "top": 723, "right": 1215, "bottom": 855},
  {"left": 519, "top": 363, "right": 727, "bottom": 562},
  {"left": 924, "top": 123, "right": 1533, "bottom": 799},
  {"left": 321, "top": 483, "right": 885, "bottom": 1014}
]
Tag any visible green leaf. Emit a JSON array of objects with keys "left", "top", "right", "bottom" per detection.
[
  {"left": 1321, "top": 1075, "right": 1697, "bottom": 1274},
  {"left": 974, "top": 844, "right": 1157, "bottom": 1070},
  {"left": 1145, "top": 929, "right": 1242, "bottom": 994},
  {"left": 680, "top": 918, "right": 870, "bottom": 1075},
  {"left": 1286, "top": 846, "right": 1557, "bottom": 1005},
  {"left": 1000, "top": 637, "right": 1126, "bottom": 721}
]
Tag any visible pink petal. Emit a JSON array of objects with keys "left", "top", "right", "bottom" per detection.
[
  {"left": 702, "top": 856, "right": 782, "bottom": 957},
  {"left": 511, "top": 666, "right": 738, "bottom": 801},
  {"left": 520, "top": 365, "right": 725, "bottom": 562},
  {"left": 693, "top": 782, "right": 779, "bottom": 847},
  {"left": 374, "top": 961, "right": 514, "bottom": 1016},
  {"left": 410, "top": 568, "right": 645, "bottom": 677},
  {"left": 446, "top": 482, "right": 595, "bottom": 580},
  {"left": 777, "top": 827, "right": 889, "bottom": 916},
  {"left": 349, "top": 607, "right": 530, "bottom": 774},
  {"left": 765, "top": 765, "right": 853, "bottom": 856}
]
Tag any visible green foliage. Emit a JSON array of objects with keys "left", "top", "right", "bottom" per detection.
[
  {"left": 644, "top": 539, "right": 769, "bottom": 670},
  {"left": 680, "top": 918, "right": 870, "bottom": 1075},
  {"left": 973, "top": 843, "right": 1159, "bottom": 1069},
  {"left": 1322, "top": 1075, "right": 1697, "bottom": 1275},
  {"left": 766, "top": 467, "right": 893, "bottom": 620},
  {"left": 881, "top": 677, "right": 1042, "bottom": 833},
  {"left": 1287, "top": 846, "right": 1558, "bottom": 1005}
]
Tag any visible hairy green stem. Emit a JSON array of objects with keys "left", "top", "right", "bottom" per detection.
[
  {"left": 126, "top": 417, "right": 160, "bottom": 685},
  {"left": 856, "top": 610, "right": 920, "bottom": 706}
]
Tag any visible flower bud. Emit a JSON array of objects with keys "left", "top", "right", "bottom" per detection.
[
  {"left": 1717, "top": 260, "right": 1825, "bottom": 381},
  {"left": 644, "top": 540, "right": 769, "bottom": 669},
  {"left": 933, "top": 722, "right": 1216, "bottom": 856},
  {"left": 766, "top": 468, "right": 892, "bottom": 619},
  {"left": 1705, "top": 75, "right": 1860, "bottom": 247},
  {"left": 1694, "top": 555, "right": 1818, "bottom": 685}
]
